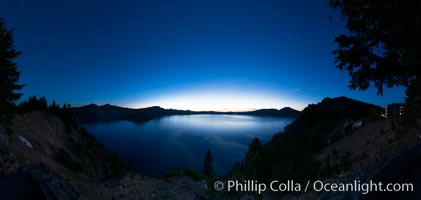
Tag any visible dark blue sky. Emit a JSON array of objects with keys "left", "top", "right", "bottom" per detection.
[{"left": 1, "top": 0, "right": 405, "bottom": 111}]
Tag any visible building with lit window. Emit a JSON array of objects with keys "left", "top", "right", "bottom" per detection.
[{"left": 381, "top": 103, "right": 405, "bottom": 119}]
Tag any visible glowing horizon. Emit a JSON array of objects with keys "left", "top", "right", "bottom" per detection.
[
  {"left": 125, "top": 87, "right": 307, "bottom": 112},
  {"left": 2, "top": 0, "right": 406, "bottom": 110}
]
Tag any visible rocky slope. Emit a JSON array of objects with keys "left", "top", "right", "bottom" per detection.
[
  {"left": 226, "top": 97, "right": 419, "bottom": 199},
  {"left": 272, "top": 99, "right": 420, "bottom": 199},
  {"left": 0, "top": 111, "right": 207, "bottom": 199},
  {"left": 9, "top": 111, "right": 125, "bottom": 179},
  {"left": 311, "top": 119, "right": 420, "bottom": 200}
]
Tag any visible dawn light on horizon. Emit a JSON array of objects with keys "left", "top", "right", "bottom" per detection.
[
  {"left": 1, "top": 0, "right": 406, "bottom": 110},
  {"left": 131, "top": 90, "right": 307, "bottom": 112}
]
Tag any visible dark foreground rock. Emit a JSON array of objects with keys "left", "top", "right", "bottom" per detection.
[
  {"left": 319, "top": 142, "right": 421, "bottom": 200},
  {"left": 0, "top": 164, "right": 82, "bottom": 200},
  {"left": 76, "top": 174, "right": 208, "bottom": 200}
]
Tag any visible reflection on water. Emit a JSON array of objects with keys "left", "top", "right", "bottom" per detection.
[{"left": 83, "top": 114, "right": 294, "bottom": 176}]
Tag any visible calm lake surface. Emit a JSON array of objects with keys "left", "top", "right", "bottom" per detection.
[{"left": 83, "top": 114, "right": 294, "bottom": 176}]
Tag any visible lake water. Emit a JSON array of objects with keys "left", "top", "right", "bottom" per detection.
[{"left": 82, "top": 114, "right": 294, "bottom": 176}]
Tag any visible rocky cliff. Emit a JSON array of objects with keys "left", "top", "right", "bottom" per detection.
[{"left": 0, "top": 111, "right": 207, "bottom": 199}]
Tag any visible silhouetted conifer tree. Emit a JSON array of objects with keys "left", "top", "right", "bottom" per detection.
[
  {"left": 329, "top": 0, "right": 421, "bottom": 96},
  {"left": 203, "top": 149, "right": 214, "bottom": 179},
  {"left": 0, "top": 17, "right": 24, "bottom": 133}
]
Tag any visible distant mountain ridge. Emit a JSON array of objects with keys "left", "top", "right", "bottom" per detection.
[{"left": 72, "top": 104, "right": 301, "bottom": 123}]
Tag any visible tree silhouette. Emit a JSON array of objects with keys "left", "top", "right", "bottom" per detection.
[
  {"left": 0, "top": 17, "right": 24, "bottom": 132},
  {"left": 329, "top": 0, "right": 421, "bottom": 96},
  {"left": 203, "top": 149, "right": 214, "bottom": 179},
  {"left": 246, "top": 137, "right": 262, "bottom": 159},
  {"left": 244, "top": 137, "right": 263, "bottom": 180}
]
